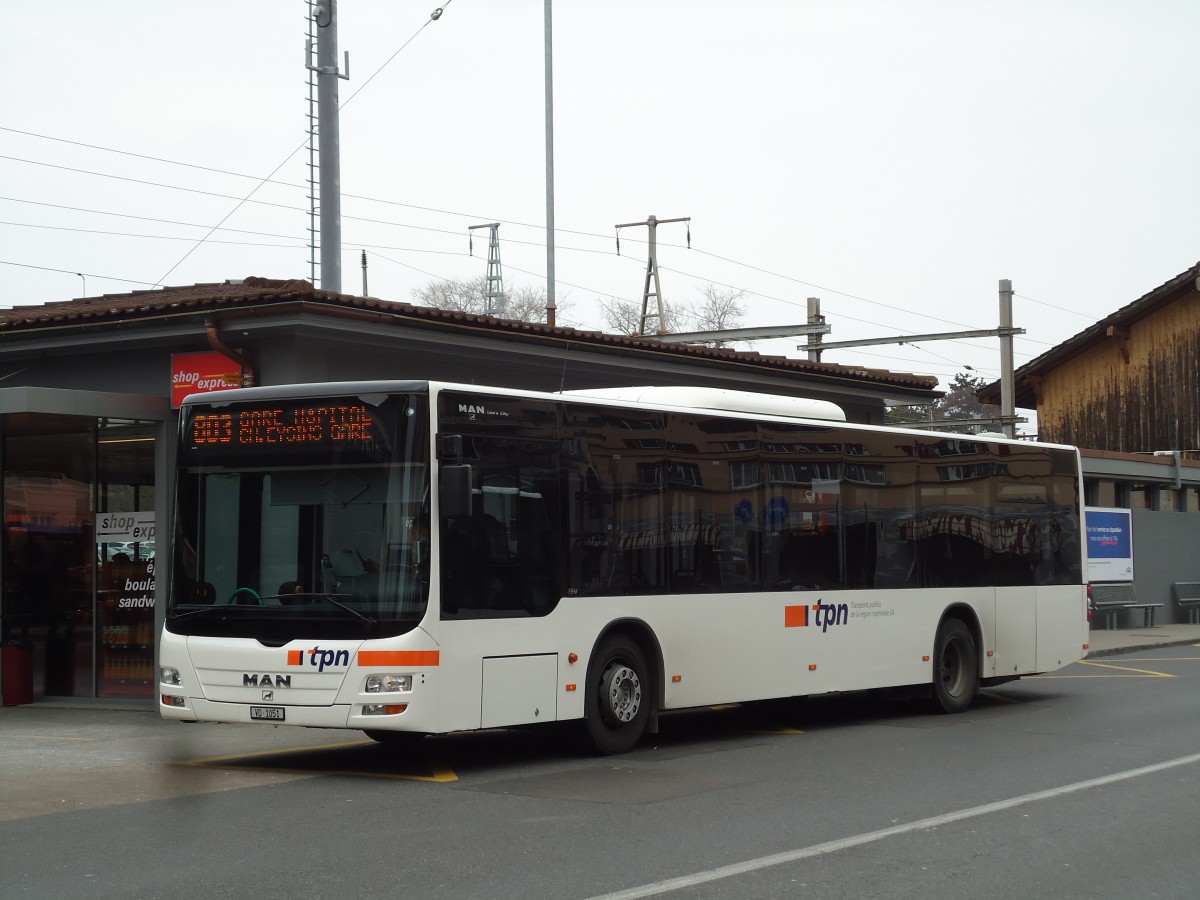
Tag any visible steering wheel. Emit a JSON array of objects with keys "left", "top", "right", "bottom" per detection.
[{"left": 227, "top": 586, "right": 263, "bottom": 606}]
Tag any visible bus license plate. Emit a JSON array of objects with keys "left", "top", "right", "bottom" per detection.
[{"left": 250, "top": 706, "right": 285, "bottom": 721}]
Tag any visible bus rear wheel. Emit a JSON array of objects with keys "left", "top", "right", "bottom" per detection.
[
  {"left": 583, "top": 635, "right": 650, "bottom": 755},
  {"left": 931, "top": 617, "right": 978, "bottom": 714}
]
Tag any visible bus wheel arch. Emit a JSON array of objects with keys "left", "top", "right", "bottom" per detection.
[
  {"left": 581, "top": 621, "right": 661, "bottom": 755},
  {"left": 931, "top": 608, "right": 980, "bottom": 714}
]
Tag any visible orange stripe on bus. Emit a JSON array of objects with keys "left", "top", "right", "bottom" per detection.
[
  {"left": 784, "top": 605, "right": 809, "bottom": 627},
  {"left": 357, "top": 650, "right": 441, "bottom": 667},
  {"left": 287, "top": 650, "right": 303, "bottom": 665}
]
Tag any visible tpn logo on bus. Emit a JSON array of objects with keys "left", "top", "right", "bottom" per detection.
[
  {"left": 785, "top": 601, "right": 849, "bottom": 633},
  {"left": 286, "top": 646, "right": 351, "bottom": 672}
]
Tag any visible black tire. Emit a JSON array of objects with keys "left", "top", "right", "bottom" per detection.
[
  {"left": 363, "top": 729, "right": 426, "bottom": 747},
  {"left": 931, "top": 617, "right": 978, "bottom": 714},
  {"left": 583, "top": 634, "right": 651, "bottom": 755}
]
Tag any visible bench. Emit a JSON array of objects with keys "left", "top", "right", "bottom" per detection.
[
  {"left": 1089, "top": 582, "right": 1164, "bottom": 629},
  {"left": 1172, "top": 582, "right": 1200, "bottom": 624}
]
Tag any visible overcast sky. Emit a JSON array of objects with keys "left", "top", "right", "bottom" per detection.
[{"left": 3, "top": 1, "right": 1198, "bottom": 403}]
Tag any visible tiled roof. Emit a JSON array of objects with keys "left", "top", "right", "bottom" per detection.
[{"left": 0, "top": 276, "right": 939, "bottom": 393}]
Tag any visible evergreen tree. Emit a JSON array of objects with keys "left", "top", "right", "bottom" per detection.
[{"left": 886, "top": 371, "right": 1001, "bottom": 433}]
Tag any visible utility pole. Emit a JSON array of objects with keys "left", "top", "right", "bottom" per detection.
[
  {"left": 361, "top": 250, "right": 368, "bottom": 298},
  {"left": 306, "top": 0, "right": 350, "bottom": 293},
  {"left": 468, "top": 223, "right": 507, "bottom": 316},
  {"left": 615, "top": 214, "right": 690, "bottom": 335},
  {"left": 805, "top": 297, "right": 825, "bottom": 362},
  {"left": 544, "top": 0, "right": 557, "bottom": 324},
  {"left": 999, "top": 279, "right": 1016, "bottom": 439},
  {"left": 800, "top": 284, "right": 1026, "bottom": 434}
]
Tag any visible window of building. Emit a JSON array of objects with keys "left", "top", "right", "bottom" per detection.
[
  {"left": 1114, "top": 482, "right": 1131, "bottom": 508},
  {"left": 1128, "top": 483, "right": 1153, "bottom": 510}
]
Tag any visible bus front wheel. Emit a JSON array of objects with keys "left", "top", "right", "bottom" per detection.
[
  {"left": 583, "top": 634, "right": 650, "bottom": 755},
  {"left": 931, "top": 617, "right": 978, "bottom": 714}
]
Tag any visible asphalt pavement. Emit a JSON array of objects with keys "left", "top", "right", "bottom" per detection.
[{"left": 2, "top": 621, "right": 1199, "bottom": 825}]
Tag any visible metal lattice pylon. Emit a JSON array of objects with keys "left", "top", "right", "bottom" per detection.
[{"left": 469, "top": 223, "right": 507, "bottom": 316}]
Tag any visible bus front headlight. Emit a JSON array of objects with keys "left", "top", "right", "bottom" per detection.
[
  {"left": 160, "top": 666, "right": 182, "bottom": 686},
  {"left": 365, "top": 674, "right": 412, "bottom": 693}
]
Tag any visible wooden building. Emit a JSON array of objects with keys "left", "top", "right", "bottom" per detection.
[
  {"left": 980, "top": 262, "right": 1200, "bottom": 628},
  {"left": 980, "top": 261, "right": 1200, "bottom": 453}
]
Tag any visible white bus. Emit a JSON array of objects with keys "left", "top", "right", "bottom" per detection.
[{"left": 159, "top": 381, "right": 1088, "bottom": 753}]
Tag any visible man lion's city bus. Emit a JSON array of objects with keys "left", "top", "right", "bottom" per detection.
[{"left": 159, "top": 381, "right": 1088, "bottom": 754}]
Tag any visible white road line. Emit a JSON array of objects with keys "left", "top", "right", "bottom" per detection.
[{"left": 588, "top": 751, "right": 1200, "bottom": 900}]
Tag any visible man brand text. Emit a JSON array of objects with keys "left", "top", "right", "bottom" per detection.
[
  {"left": 457, "top": 402, "right": 509, "bottom": 420},
  {"left": 243, "top": 674, "right": 292, "bottom": 688}
]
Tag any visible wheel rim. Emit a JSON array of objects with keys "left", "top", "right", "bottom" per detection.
[
  {"left": 602, "top": 662, "right": 642, "bottom": 723},
  {"left": 939, "top": 637, "right": 966, "bottom": 697}
]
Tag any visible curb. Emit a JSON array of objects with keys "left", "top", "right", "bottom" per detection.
[{"left": 1086, "top": 638, "right": 1200, "bottom": 659}]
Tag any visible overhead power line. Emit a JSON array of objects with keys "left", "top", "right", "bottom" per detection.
[{"left": 2, "top": 132, "right": 1085, "bottom": 344}]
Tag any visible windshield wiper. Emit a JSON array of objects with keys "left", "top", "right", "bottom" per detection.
[
  {"left": 170, "top": 593, "right": 376, "bottom": 626},
  {"left": 266, "top": 592, "right": 377, "bottom": 626},
  {"left": 169, "top": 605, "right": 232, "bottom": 621}
]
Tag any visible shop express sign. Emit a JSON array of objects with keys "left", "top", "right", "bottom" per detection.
[{"left": 171, "top": 352, "right": 244, "bottom": 409}]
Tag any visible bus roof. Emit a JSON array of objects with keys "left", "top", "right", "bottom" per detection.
[{"left": 558, "top": 386, "right": 846, "bottom": 422}]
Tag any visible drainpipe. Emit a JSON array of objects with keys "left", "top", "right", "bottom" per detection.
[{"left": 205, "top": 319, "right": 255, "bottom": 387}]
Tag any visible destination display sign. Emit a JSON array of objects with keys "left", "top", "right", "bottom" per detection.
[{"left": 182, "top": 397, "right": 388, "bottom": 464}]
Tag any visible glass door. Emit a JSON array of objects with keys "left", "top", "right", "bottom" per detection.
[{"left": 96, "top": 420, "right": 157, "bottom": 700}]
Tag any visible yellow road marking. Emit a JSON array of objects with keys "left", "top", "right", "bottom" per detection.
[
  {"left": 1078, "top": 661, "right": 1174, "bottom": 677},
  {"left": 1103, "top": 657, "right": 1200, "bottom": 662},
  {"left": 978, "top": 691, "right": 1021, "bottom": 704},
  {"left": 750, "top": 726, "right": 805, "bottom": 734}
]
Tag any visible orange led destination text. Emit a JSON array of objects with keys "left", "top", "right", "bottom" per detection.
[{"left": 191, "top": 404, "right": 373, "bottom": 446}]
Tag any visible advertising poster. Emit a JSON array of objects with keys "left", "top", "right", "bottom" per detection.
[
  {"left": 1084, "top": 506, "right": 1133, "bottom": 582},
  {"left": 171, "top": 351, "right": 243, "bottom": 408}
]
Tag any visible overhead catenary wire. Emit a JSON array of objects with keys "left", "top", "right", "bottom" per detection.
[
  {"left": 0, "top": 144, "right": 1087, "bottom": 347},
  {"left": 2, "top": 127, "right": 1068, "bottom": 362},
  {"left": 0, "top": 172, "right": 1047, "bottom": 364}
]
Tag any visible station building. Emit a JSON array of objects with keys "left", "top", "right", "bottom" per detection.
[{"left": 0, "top": 277, "right": 939, "bottom": 705}]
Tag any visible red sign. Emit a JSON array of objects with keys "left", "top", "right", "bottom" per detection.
[{"left": 171, "top": 352, "right": 244, "bottom": 408}]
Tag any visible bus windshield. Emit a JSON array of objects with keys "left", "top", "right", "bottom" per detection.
[{"left": 167, "top": 392, "right": 430, "bottom": 642}]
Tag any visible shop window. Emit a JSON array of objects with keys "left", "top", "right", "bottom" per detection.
[{"left": 1, "top": 414, "right": 156, "bottom": 702}]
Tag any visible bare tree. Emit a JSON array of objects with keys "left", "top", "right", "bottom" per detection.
[
  {"left": 684, "top": 284, "right": 745, "bottom": 347},
  {"left": 412, "top": 277, "right": 562, "bottom": 323},
  {"left": 598, "top": 296, "right": 681, "bottom": 336},
  {"left": 599, "top": 283, "right": 744, "bottom": 345}
]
